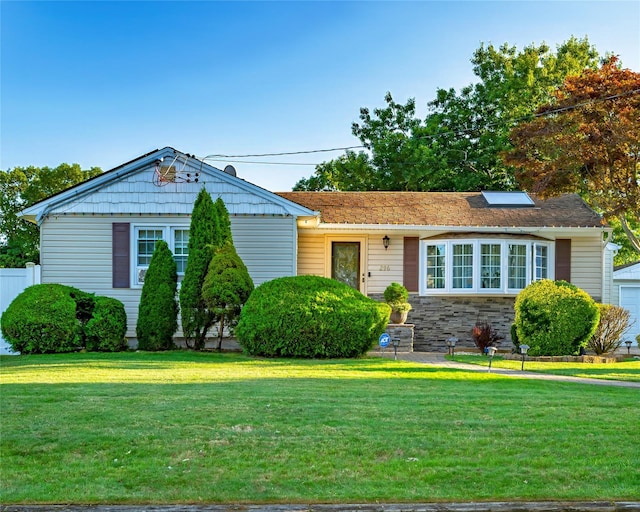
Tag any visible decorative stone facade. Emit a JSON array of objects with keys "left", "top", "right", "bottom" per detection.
[
  {"left": 384, "top": 324, "right": 414, "bottom": 352},
  {"left": 372, "top": 294, "right": 516, "bottom": 353}
]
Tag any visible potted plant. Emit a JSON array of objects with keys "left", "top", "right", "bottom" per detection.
[{"left": 384, "top": 282, "right": 412, "bottom": 324}]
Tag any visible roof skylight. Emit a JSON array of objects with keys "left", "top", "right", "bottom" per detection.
[{"left": 481, "top": 191, "right": 534, "bottom": 207}]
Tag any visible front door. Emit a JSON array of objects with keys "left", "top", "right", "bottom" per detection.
[{"left": 331, "top": 242, "right": 361, "bottom": 291}]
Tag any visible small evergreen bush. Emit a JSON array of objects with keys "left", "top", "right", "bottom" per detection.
[
  {"left": 202, "top": 243, "right": 254, "bottom": 349},
  {"left": 85, "top": 296, "right": 128, "bottom": 352},
  {"left": 1, "top": 283, "right": 128, "bottom": 354},
  {"left": 588, "top": 304, "right": 631, "bottom": 355},
  {"left": 1, "top": 283, "right": 81, "bottom": 354},
  {"left": 136, "top": 240, "right": 178, "bottom": 350},
  {"left": 514, "top": 279, "right": 599, "bottom": 356},
  {"left": 236, "top": 275, "right": 390, "bottom": 358}
]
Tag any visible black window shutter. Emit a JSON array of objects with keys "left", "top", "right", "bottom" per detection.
[
  {"left": 403, "top": 237, "right": 419, "bottom": 292},
  {"left": 112, "top": 223, "right": 130, "bottom": 288},
  {"left": 555, "top": 239, "right": 571, "bottom": 282}
]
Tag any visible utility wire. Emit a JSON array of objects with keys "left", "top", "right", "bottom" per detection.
[{"left": 199, "top": 88, "right": 640, "bottom": 164}]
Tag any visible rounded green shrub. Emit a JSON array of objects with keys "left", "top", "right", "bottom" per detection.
[
  {"left": 236, "top": 275, "right": 391, "bottom": 358},
  {"left": 514, "top": 279, "right": 599, "bottom": 356},
  {"left": 85, "top": 296, "right": 128, "bottom": 352},
  {"left": 0, "top": 284, "right": 81, "bottom": 354}
]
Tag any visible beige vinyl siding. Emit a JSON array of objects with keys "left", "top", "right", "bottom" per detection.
[
  {"left": 569, "top": 235, "right": 604, "bottom": 301},
  {"left": 295, "top": 230, "right": 411, "bottom": 295},
  {"left": 40, "top": 214, "right": 298, "bottom": 338},
  {"left": 297, "top": 233, "right": 325, "bottom": 276}
]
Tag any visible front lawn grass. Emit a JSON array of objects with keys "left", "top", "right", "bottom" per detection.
[
  {"left": 448, "top": 354, "right": 640, "bottom": 382},
  {"left": 1, "top": 351, "right": 639, "bottom": 504}
]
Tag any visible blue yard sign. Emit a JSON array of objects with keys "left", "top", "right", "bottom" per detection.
[{"left": 379, "top": 333, "right": 391, "bottom": 348}]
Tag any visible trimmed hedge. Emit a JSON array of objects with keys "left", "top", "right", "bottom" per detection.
[
  {"left": 85, "top": 296, "right": 128, "bottom": 352},
  {"left": 1, "top": 284, "right": 81, "bottom": 354},
  {"left": 514, "top": 279, "right": 599, "bottom": 356},
  {"left": 1, "top": 284, "right": 128, "bottom": 354},
  {"left": 236, "top": 275, "right": 390, "bottom": 358}
]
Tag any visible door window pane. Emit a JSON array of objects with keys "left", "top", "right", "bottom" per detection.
[{"left": 331, "top": 242, "right": 360, "bottom": 290}]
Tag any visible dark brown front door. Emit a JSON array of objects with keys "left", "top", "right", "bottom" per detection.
[{"left": 331, "top": 242, "right": 361, "bottom": 291}]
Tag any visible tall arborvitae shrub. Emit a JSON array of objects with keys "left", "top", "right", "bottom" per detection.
[
  {"left": 136, "top": 240, "right": 178, "bottom": 350},
  {"left": 214, "top": 197, "right": 233, "bottom": 246},
  {"left": 180, "top": 189, "right": 220, "bottom": 350},
  {"left": 202, "top": 243, "right": 254, "bottom": 350}
]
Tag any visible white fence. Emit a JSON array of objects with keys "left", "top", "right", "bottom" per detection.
[{"left": 0, "top": 263, "right": 41, "bottom": 355}]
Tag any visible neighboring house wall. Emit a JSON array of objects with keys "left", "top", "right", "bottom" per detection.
[
  {"left": 39, "top": 214, "right": 299, "bottom": 338},
  {"left": 0, "top": 263, "right": 41, "bottom": 355},
  {"left": 612, "top": 262, "right": 640, "bottom": 346}
]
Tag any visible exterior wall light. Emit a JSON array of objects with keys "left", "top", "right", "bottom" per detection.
[{"left": 383, "top": 235, "right": 390, "bottom": 250}]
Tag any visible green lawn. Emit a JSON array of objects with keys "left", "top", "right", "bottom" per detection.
[
  {"left": 1, "top": 351, "right": 639, "bottom": 504},
  {"left": 448, "top": 354, "right": 640, "bottom": 382}
]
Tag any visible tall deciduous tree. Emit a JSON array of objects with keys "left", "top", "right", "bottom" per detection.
[
  {"left": 136, "top": 240, "right": 178, "bottom": 351},
  {"left": 295, "top": 37, "right": 600, "bottom": 192},
  {"left": 180, "top": 188, "right": 220, "bottom": 349},
  {"left": 0, "top": 163, "right": 102, "bottom": 267},
  {"left": 505, "top": 57, "right": 640, "bottom": 255}
]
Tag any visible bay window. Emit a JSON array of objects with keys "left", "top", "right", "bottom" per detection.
[{"left": 420, "top": 239, "right": 553, "bottom": 294}]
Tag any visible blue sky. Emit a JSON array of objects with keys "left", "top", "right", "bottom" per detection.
[{"left": 1, "top": 1, "right": 639, "bottom": 191}]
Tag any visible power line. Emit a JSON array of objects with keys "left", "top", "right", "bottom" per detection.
[{"left": 199, "top": 88, "right": 640, "bottom": 164}]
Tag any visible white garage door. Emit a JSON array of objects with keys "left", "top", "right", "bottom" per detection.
[{"left": 620, "top": 286, "right": 640, "bottom": 346}]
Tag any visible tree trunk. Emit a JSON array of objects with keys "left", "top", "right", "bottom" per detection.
[{"left": 620, "top": 215, "right": 640, "bottom": 253}]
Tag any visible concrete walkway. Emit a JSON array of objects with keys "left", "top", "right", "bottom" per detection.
[{"left": 370, "top": 351, "right": 640, "bottom": 389}]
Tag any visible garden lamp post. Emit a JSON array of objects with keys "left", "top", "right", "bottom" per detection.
[
  {"left": 519, "top": 344, "right": 530, "bottom": 371},
  {"left": 447, "top": 337, "right": 458, "bottom": 358},
  {"left": 487, "top": 346, "right": 498, "bottom": 372},
  {"left": 392, "top": 338, "right": 400, "bottom": 360},
  {"left": 625, "top": 340, "right": 632, "bottom": 355}
]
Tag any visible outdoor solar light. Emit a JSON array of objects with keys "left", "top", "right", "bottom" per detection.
[
  {"left": 519, "top": 344, "right": 530, "bottom": 371},
  {"left": 446, "top": 337, "right": 458, "bottom": 358},
  {"left": 382, "top": 235, "right": 390, "bottom": 250},
  {"left": 625, "top": 340, "right": 632, "bottom": 355},
  {"left": 487, "top": 346, "right": 498, "bottom": 372},
  {"left": 392, "top": 338, "right": 400, "bottom": 360}
]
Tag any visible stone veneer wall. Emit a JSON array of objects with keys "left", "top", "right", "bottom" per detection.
[{"left": 371, "top": 294, "right": 516, "bottom": 352}]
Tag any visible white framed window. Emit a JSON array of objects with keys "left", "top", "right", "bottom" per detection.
[
  {"left": 133, "top": 225, "right": 190, "bottom": 286},
  {"left": 419, "top": 239, "right": 553, "bottom": 295}
]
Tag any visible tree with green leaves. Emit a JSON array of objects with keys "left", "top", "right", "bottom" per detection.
[
  {"left": 295, "top": 37, "right": 600, "bottom": 192},
  {"left": 0, "top": 163, "right": 102, "bottom": 267},
  {"left": 202, "top": 243, "right": 254, "bottom": 350},
  {"left": 505, "top": 57, "right": 640, "bottom": 258},
  {"left": 180, "top": 189, "right": 220, "bottom": 349},
  {"left": 136, "top": 240, "right": 178, "bottom": 351}
]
